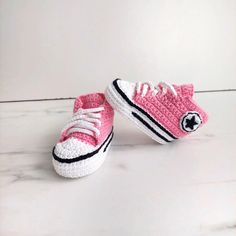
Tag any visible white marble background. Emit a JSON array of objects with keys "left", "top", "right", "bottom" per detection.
[{"left": 0, "top": 92, "right": 236, "bottom": 236}]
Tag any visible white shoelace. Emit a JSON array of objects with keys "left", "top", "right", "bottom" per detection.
[
  {"left": 61, "top": 107, "right": 104, "bottom": 138},
  {"left": 136, "top": 81, "right": 178, "bottom": 97}
]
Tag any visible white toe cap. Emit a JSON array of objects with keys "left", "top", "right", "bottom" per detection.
[
  {"left": 54, "top": 138, "right": 95, "bottom": 159},
  {"left": 116, "top": 79, "right": 136, "bottom": 101}
]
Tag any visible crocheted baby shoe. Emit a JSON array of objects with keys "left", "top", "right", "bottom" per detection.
[
  {"left": 52, "top": 93, "right": 114, "bottom": 178},
  {"left": 105, "top": 79, "right": 208, "bottom": 144}
]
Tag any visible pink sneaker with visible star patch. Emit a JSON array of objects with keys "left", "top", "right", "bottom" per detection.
[
  {"left": 52, "top": 93, "right": 114, "bottom": 178},
  {"left": 105, "top": 79, "right": 208, "bottom": 144}
]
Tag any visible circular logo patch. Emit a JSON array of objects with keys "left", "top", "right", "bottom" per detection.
[{"left": 180, "top": 111, "right": 202, "bottom": 132}]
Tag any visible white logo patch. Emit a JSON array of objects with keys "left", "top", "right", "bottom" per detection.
[{"left": 180, "top": 112, "right": 202, "bottom": 132}]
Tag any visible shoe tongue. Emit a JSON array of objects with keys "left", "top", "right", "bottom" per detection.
[
  {"left": 181, "top": 84, "right": 194, "bottom": 97},
  {"left": 173, "top": 84, "right": 194, "bottom": 97},
  {"left": 65, "top": 93, "right": 105, "bottom": 146},
  {"left": 73, "top": 93, "right": 105, "bottom": 113}
]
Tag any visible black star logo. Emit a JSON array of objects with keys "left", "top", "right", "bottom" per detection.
[{"left": 185, "top": 116, "right": 198, "bottom": 130}]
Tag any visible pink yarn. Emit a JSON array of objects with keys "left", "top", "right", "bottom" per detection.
[
  {"left": 134, "top": 84, "right": 208, "bottom": 138},
  {"left": 60, "top": 93, "right": 114, "bottom": 146}
]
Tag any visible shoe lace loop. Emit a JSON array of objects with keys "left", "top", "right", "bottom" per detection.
[
  {"left": 136, "top": 81, "right": 177, "bottom": 97},
  {"left": 61, "top": 107, "right": 104, "bottom": 138}
]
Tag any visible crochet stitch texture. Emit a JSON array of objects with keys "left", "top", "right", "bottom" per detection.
[
  {"left": 52, "top": 93, "right": 114, "bottom": 178},
  {"left": 105, "top": 79, "right": 208, "bottom": 144}
]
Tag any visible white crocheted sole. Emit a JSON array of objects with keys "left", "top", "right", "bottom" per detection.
[
  {"left": 105, "top": 82, "right": 174, "bottom": 144},
  {"left": 52, "top": 134, "right": 113, "bottom": 178}
]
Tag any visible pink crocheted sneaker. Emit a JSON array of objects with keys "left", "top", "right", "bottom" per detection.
[
  {"left": 105, "top": 79, "right": 208, "bottom": 144},
  {"left": 52, "top": 93, "right": 114, "bottom": 178}
]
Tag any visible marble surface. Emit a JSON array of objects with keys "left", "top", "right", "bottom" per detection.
[{"left": 0, "top": 91, "right": 236, "bottom": 236}]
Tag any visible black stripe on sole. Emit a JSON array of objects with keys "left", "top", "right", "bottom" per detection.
[
  {"left": 103, "top": 133, "right": 114, "bottom": 152},
  {"left": 52, "top": 129, "right": 114, "bottom": 164},
  {"left": 112, "top": 79, "right": 177, "bottom": 140},
  {"left": 132, "top": 112, "right": 170, "bottom": 143}
]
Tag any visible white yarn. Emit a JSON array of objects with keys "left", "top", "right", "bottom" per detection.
[
  {"left": 53, "top": 132, "right": 113, "bottom": 178},
  {"left": 54, "top": 138, "right": 95, "bottom": 159},
  {"left": 105, "top": 81, "right": 173, "bottom": 144},
  {"left": 53, "top": 140, "right": 111, "bottom": 178},
  {"left": 136, "top": 81, "right": 178, "bottom": 97},
  {"left": 52, "top": 105, "right": 113, "bottom": 178},
  {"left": 61, "top": 107, "right": 104, "bottom": 137},
  {"left": 116, "top": 80, "right": 136, "bottom": 100}
]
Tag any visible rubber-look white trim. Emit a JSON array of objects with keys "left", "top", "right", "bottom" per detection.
[
  {"left": 52, "top": 132, "right": 113, "bottom": 178},
  {"left": 105, "top": 82, "right": 174, "bottom": 144}
]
